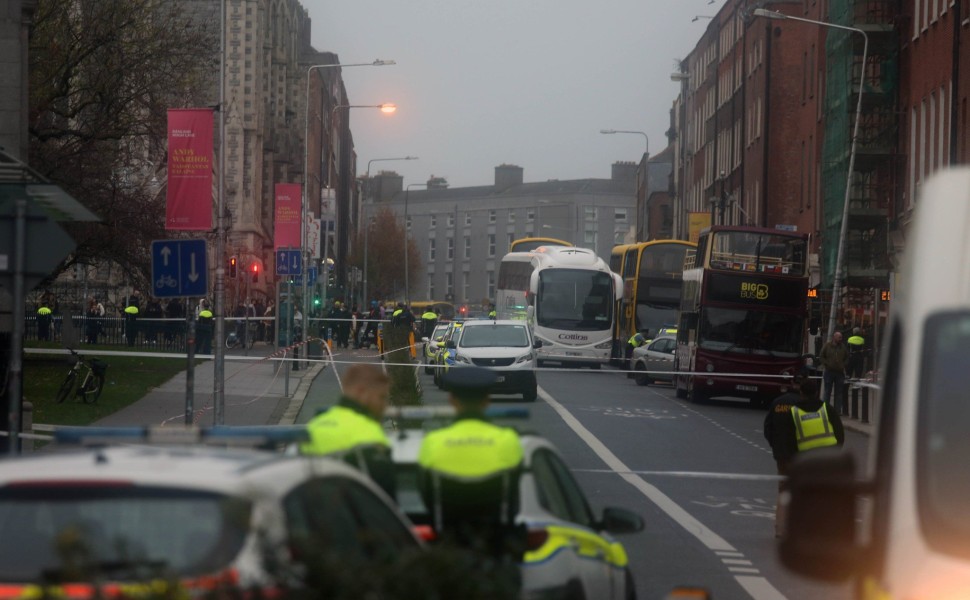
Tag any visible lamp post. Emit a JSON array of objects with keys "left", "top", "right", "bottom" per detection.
[
  {"left": 752, "top": 8, "right": 868, "bottom": 339},
  {"left": 363, "top": 156, "right": 418, "bottom": 305},
  {"left": 601, "top": 129, "right": 650, "bottom": 240},
  {"left": 302, "top": 59, "right": 394, "bottom": 366},
  {"left": 404, "top": 183, "right": 428, "bottom": 306}
]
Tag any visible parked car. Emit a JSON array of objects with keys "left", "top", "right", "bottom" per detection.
[
  {"left": 391, "top": 428, "right": 643, "bottom": 600},
  {"left": 432, "top": 321, "right": 464, "bottom": 389},
  {"left": 422, "top": 322, "right": 450, "bottom": 374},
  {"left": 0, "top": 441, "right": 422, "bottom": 596},
  {"left": 631, "top": 334, "right": 677, "bottom": 386},
  {"left": 446, "top": 319, "right": 541, "bottom": 401}
]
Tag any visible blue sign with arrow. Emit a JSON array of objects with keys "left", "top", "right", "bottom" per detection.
[
  {"left": 276, "top": 249, "right": 302, "bottom": 275},
  {"left": 151, "top": 239, "right": 208, "bottom": 298}
]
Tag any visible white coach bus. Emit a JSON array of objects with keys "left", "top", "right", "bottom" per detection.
[{"left": 496, "top": 246, "right": 621, "bottom": 368}]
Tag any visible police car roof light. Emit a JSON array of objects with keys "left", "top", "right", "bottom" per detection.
[
  {"left": 54, "top": 425, "right": 309, "bottom": 445},
  {"left": 385, "top": 406, "right": 530, "bottom": 420}
]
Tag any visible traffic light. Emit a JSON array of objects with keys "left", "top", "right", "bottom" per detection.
[
  {"left": 313, "top": 296, "right": 321, "bottom": 307},
  {"left": 251, "top": 262, "right": 259, "bottom": 283},
  {"left": 229, "top": 256, "right": 237, "bottom": 278}
]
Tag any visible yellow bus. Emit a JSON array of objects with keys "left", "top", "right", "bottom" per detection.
[
  {"left": 610, "top": 240, "right": 696, "bottom": 362},
  {"left": 509, "top": 237, "right": 572, "bottom": 253}
]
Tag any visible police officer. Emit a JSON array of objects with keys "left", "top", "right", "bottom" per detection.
[
  {"left": 36, "top": 304, "right": 52, "bottom": 341},
  {"left": 197, "top": 305, "right": 214, "bottom": 354},
  {"left": 625, "top": 330, "right": 648, "bottom": 375},
  {"left": 301, "top": 364, "right": 395, "bottom": 496},
  {"left": 764, "top": 376, "right": 844, "bottom": 537},
  {"left": 421, "top": 308, "right": 438, "bottom": 338},
  {"left": 418, "top": 366, "right": 524, "bottom": 560},
  {"left": 488, "top": 304, "right": 497, "bottom": 320},
  {"left": 123, "top": 303, "right": 139, "bottom": 347},
  {"left": 846, "top": 327, "right": 866, "bottom": 379}
]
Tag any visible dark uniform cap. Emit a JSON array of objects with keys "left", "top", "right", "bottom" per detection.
[{"left": 441, "top": 366, "right": 498, "bottom": 399}]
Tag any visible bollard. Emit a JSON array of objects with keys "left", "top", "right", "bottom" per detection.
[
  {"left": 850, "top": 383, "right": 860, "bottom": 420},
  {"left": 861, "top": 386, "right": 870, "bottom": 424},
  {"left": 21, "top": 401, "right": 32, "bottom": 453},
  {"left": 840, "top": 380, "right": 850, "bottom": 416}
]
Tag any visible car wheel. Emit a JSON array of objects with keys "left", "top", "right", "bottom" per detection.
[
  {"left": 522, "top": 385, "right": 538, "bottom": 402},
  {"left": 633, "top": 364, "right": 651, "bottom": 386}
]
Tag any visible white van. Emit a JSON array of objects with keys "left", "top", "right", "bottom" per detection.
[{"left": 779, "top": 168, "right": 970, "bottom": 597}]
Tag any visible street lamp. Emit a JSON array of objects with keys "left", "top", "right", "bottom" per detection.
[
  {"left": 404, "top": 183, "right": 428, "bottom": 306},
  {"left": 602, "top": 129, "right": 650, "bottom": 239},
  {"left": 301, "top": 58, "right": 394, "bottom": 365},
  {"left": 363, "top": 156, "right": 418, "bottom": 305},
  {"left": 752, "top": 8, "right": 868, "bottom": 339}
]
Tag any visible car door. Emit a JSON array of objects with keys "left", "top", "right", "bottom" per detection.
[
  {"left": 647, "top": 337, "right": 676, "bottom": 380},
  {"left": 531, "top": 449, "right": 617, "bottom": 599}
]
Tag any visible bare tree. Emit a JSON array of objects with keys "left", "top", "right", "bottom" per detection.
[
  {"left": 349, "top": 206, "right": 422, "bottom": 302},
  {"left": 27, "top": 0, "right": 218, "bottom": 287}
]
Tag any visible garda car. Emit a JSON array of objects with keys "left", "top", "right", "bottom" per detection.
[
  {"left": 0, "top": 437, "right": 422, "bottom": 596},
  {"left": 631, "top": 334, "right": 677, "bottom": 386},
  {"left": 431, "top": 321, "right": 464, "bottom": 389},
  {"left": 445, "top": 319, "right": 541, "bottom": 402},
  {"left": 422, "top": 322, "right": 450, "bottom": 374},
  {"left": 391, "top": 428, "right": 642, "bottom": 600}
]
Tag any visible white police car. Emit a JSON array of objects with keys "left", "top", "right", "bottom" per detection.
[
  {"left": 445, "top": 319, "right": 542, "bottom": 402},
  {"left": 0, "top": 428, "right": 422, "bottom": 597},
  {"left": 390, "top": 419, "right": 642, "bottom": 600},
  {"left": 631, "top": 334, "right": 677, "bottom": 386}
]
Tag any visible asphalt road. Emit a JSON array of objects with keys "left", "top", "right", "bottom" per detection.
[{"left": 302, "top": 355, "right": 870, "bottom": 600}]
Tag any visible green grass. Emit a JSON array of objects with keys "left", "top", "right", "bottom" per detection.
[{"left": 23, "top": 342, "right": 200, "bottom": 426}]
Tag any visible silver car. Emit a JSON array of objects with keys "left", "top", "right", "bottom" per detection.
[
  {"left": 392, "top": 429, "right": 643, "bottom": 599},
  {"left": 631, "top": 334, "right": 677, "bottom": 386}
]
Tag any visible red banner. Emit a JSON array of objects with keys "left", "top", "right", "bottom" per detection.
[
  {"left": 166, "top": 109, "right": 214, "bottom": 230},
  {"left": 274, "top": 183, "right": 302, "bottom": 250}
]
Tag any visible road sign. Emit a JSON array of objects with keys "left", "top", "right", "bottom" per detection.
[
  {"left": 285, "top": 267, "right": 316, "bottom": 286},
  {"left": 151, "top": 239, "right": 208, "bottom": 298},
  {"left": 276, "top": 249, "right": 302, "bottom": 275}
]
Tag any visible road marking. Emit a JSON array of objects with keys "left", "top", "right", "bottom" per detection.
[
  {"left": 723, "top": 559, "right": 754, "bottom": 566},
  {"left": 731, "top": 568, "right": 762, "bottom": 574},
  {"left": 573, "top": 468, "right": 782, "bottom": 481},
  {"left": 539, "top": 385, "right": 788, "bottom": 600}
]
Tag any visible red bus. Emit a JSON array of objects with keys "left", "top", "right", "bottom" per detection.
[{"left": 674, "top": 226, "right": 809, "bottom": 407}]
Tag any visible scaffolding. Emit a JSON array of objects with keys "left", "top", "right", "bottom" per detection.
[{"left": 821, "top": 0, "right": 897, "bottom": 300}]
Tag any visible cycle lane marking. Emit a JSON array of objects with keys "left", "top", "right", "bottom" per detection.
[{"left": 539, "top": 385, "right": 787, "bottom": 600}]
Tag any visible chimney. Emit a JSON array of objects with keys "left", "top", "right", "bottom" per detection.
[
  {"left": 495, "top": 164, "right": 524, "bottom": 191},
  {"left": 427, "top": 175, "right": 449, "bottom": 189},
  {"left": 373, "top": 170, "right": 403, "bottom": 202},
  {"left": 611, "top": 161, "right": 638, "bottom": 185}
]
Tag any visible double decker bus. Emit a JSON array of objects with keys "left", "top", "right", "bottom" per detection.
[
  {"left": 609, "top": 240, "right": 696, "bottom": 363},
  {"left": 508, "top": 237, "right": 572, "bottom": 253},
  {"left": 496, "top": 246, "right": 621, "bottom": 367},
  {"left": 674, "top": 226, "right": 809, "bottom": 406}
]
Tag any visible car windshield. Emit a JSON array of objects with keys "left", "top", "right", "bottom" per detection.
[
  {"left": 0, "top": 485, "right": 250, "bottom": 581},
  {"left": 459, "top": 325, "right": 530, "bottom": 348}
]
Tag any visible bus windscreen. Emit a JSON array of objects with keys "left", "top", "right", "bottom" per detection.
[{"left": 537, "top": 270, "right": 613, "bottom": 331}]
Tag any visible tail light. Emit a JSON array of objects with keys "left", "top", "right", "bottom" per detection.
[
  {"left": 525, "top": 528, "right": 549, "bottom": 551},
  {"left": 412, "top": 524, "right": 437, "bottom": 542}
]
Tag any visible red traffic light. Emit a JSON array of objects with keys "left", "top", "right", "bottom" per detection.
[
  {"left": 229, "top": 256, "right": 237, "bottom": 278},
  {"left": 251, "top": 262, "right": 259, "bottom": 283}
]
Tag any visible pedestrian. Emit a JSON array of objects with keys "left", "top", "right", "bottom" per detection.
[
  {"left": 361, "top": 301, "right": 380, "bottom": 348},
  {"left": 336, "top": 301, "right": 352, "bottom": 348},
  {"left": 818, "top": 330, "right": 849, "bottom": 413},
  {"left": 85, "top": 298, "right": 101, "bottom": 344},
  {"left": 846, "top": 327, "right": 866, "bottom": 379},
  {"left": 351, "top": 304, "right": 361, "bottom": 349},
  {"left": 264, "top": 299, "right": 276, "bottom": 344},
  {"left": 196, "top": 304, "right": 214, "bottom": 355},
  {"left": 36, "top": 302, "right": 53, "bottom": 341},
  {"left": 165, "top": 298, "right": 185, "bottom": 348},
  {"left": 253, "top": 298, "right": 266, "bottom": 342},
  {"left": 123, "top": 302, "right": 139, "bottom": 347},
  {"left": 418, "top": 366, "right": 525, "bottom": 566},
  {"left": 144, "top": 297, "right": 163, "bottom": 344},
  {"left": 763, "top": 376, "right": 844, "bottom": 537},
  {"left": 300, "top": 363, "right": 395, "bottom": 496}
]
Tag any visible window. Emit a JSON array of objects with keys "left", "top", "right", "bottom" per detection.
[
  {"left": 406, "top": 216, "right": 412, "bottom": 231},
  {"left": 446, "top": 272, "right": 453, "bottom": 295},
  {"left": 464, "top": 237, "right": 471, "bottom": 259},
  {"left": 447, "top": 238, "right": 454, "bottom": 259},
  {"left": 429, "top": 239, "right": 436, "bottom": 260},
  {"left": 447, "top": 214, "right": 455, "bottom": 227},
  {"left": 489, "top": 210, "right": 496, "bottom": 223},
  {"left": 430, "top": 215, "right": 437, "bottom": 228},
  {"left": 527, "top": 209, "right": 535, "bottom": 222},
  {"left": 615, "top": 208, "right": 628, "bottom": 222},
  {"left": 584, "top": 225, "right": 597, "bottom": 248},
  {"left": 429, "top": 279, "right": 435, "bottom": 299},
  {"left": 464, "top": 213, "right": 472, "bottom": 226},
  {"left": 584, "top": 206, "right": 597, "bottom": 221},
  {"left": 463, "top": 276, "right": 470, "bottom": 303},
  {"left": 508, "top": 210, "right": 515, "bottom": 223},
  {"left": 488, "top": 234, "right": 496, "bottom": 257},
  {"left": 487, "top": 271, "right": 495, "bottom": 298}
]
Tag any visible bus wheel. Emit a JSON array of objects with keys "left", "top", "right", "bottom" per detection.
[
  {"left": 675, "top": 376, "right": 688, "bottom": 399},
  {"left": 687, "top": 379, "right": 707, "bottom": 404}
]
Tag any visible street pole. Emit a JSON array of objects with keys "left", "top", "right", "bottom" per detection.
[
  {"left": 751, "top": 9, "right": 868, "bottom": 339},
  {"left": 213, "top": 0, "right": 227, "bottom": 425},
  {"left": 362, "top": 156, "right": 418, "bottom": 305}
]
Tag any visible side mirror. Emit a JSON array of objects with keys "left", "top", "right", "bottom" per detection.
[
  {"left": 533, "top": 339, "right": 543, "bottom": 349},
  {"left": 421, "top": 337, "right": 429, "bottom": 343},
  {"left": 599, "top": 507, "right": 644, "bottom": 535},
  {"left": 780, "top": 449, "right": 861, "bottom": 582},
  {"left": 445, "top": 340, "right": 456, "bottom": 349}
]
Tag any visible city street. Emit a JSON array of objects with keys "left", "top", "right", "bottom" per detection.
[{"left": 300, "top": 354, "right": 869, "bottom": 600}]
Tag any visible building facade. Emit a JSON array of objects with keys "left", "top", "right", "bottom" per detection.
[{"left": 364, "top": 164, "right": 637, "bottom": 306}]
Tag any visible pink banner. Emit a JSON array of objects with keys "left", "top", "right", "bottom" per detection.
[
  {"left": 166, "top": 109, "right": 214, "bottom": 230},
  {"left": 274, "top": 183, "right": 302, "bottom": 250}
]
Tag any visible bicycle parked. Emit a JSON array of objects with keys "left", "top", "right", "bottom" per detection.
[
  {"left": 56, "top": 349, "right": 108, "bottom": 404},
  {"left": 225, "top": 320, "right": 257, "bottom": 350}
]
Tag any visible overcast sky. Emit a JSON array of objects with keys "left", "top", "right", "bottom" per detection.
[{"left": 308, "top": 1, "right": 726, "bottom": 189}]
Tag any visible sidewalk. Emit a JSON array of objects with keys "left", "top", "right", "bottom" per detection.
[{"left": 93, "top": 344, "right": 323, "bottom": 427}]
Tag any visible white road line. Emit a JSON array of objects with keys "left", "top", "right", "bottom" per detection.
[
  {"left": 572, "top": 468, "right": 782, "bottom": 481},
  {"left": 723, "top": 559, "right": 754, "bottom": 566},
  {"left": 716, "top": 551, "right": 745, "bottom": 557},
  {"left": 539, "top": 386, "right": 788, "bottom": 600},
  {"left": 730, "top": 568, "right": 762, "bottom": 574}
]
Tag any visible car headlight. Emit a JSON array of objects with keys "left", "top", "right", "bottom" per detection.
[
  {"left": 595, "top": 340, "right": 612, "bottom": 349},
  {"left": 515, "top": 352, "right": 535, "bottom": 364},
  {"left": 455, "top": 354, "right": 472, "bottom": 364}
]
